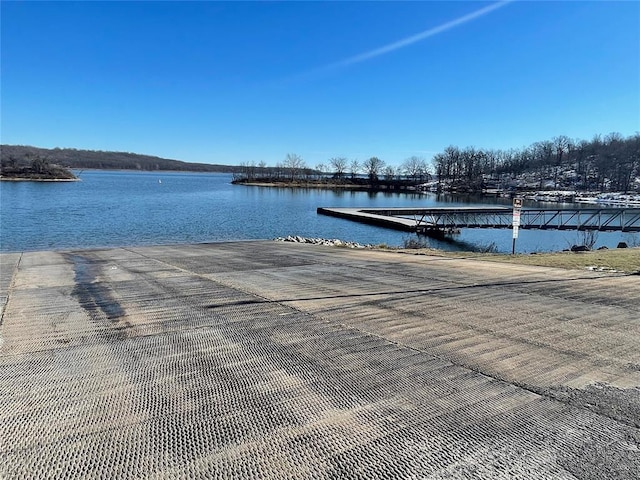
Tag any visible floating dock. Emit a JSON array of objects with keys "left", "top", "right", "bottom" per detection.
[{"left": 318, "top": 206, "right": 640, "bottom": 233}]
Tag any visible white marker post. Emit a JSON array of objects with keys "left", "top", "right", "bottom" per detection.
[{"left": 512, "top": 197, "right": 522, "bottom": 254}]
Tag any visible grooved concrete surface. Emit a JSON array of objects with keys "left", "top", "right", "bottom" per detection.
[{"left": 1, "top": 241, "right": 639, "bottom": 479}]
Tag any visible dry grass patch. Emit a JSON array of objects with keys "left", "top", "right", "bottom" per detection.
[{"left": 389, "top": 247, "right": 640, "bottom": 274}]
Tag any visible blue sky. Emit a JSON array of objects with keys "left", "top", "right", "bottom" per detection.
[{"left": 2, "top": 1, "right": 638, "bottom": 167}]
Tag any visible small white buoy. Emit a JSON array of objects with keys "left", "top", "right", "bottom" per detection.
[{"left": 158, "top": 179, "right": 162, "bottom": 184}]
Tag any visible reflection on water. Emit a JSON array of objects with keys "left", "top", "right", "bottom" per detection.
[{"left": 0, "top": 171, "right": 632, "bottom": 253}]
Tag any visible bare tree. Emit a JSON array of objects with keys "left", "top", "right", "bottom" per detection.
[
  {"left": 622, "top": 133, "right": 640, "bottom": 192},
  {"left": 315, "top": 163, "right": 326, "bottom": 180},
  {"left": 551, "top": 135, "right": 571, "bottom": 187},
  {"left": 569, "top": 140, "right": 589, "bottom": 188},
  {"left": 553, "top": 135, "right": 571, "bottom": 164},
  {"left": 531, "top": 140, "right": 554, "bottom": 188},
  {"left": 432, "top": 153, "right": 445, "bottom": 190},
  {"left": 283, "top": 153, "right": 305, "bottom": 181},
  {"left": 383, "top": 165, "right": 397, "bottom": 181},
  {"left": 329, "top": 157, "right": 348, "bottom": 179},
  {"left": 402, "top": 156, "right": 428, "bottom": 182},
  {"left": 274, "top": 161, "right": 284, "bottom": 180},
  {"left": 349, "top": 159, "right": 361, "bottom": 179},
  {"left": 257, "top": 160, "right": 267, "bottom": 179},
  {"left": 363, "top": 157, "right": 385, "bottom": 183}
]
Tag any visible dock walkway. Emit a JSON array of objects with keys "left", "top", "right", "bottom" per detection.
[
  {"left": 1, "top": 241, "right": 639, "bottom": 478},
  {"left": 318, "top": 206, "right": 640, "bottom": 233}
]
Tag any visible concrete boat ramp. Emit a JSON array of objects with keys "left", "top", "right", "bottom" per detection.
[{"left": 1, "top": 241, "right": 639, "bottom": 478}]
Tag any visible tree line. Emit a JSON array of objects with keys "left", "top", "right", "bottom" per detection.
[
  {"left": 235, "top": 154, "right": 431, "bottom": 185},
  {"left": 236, "top": 132, "right": 640, "bottom": 194},
  {"left": 5, "top": 132, "right": 638, "bottom": 193},
  {"left": 1, "top": 145, "right": 240, "bottom": 173},
  {"left": 432, "top": 133, "right": 640, "bottom": 193}
]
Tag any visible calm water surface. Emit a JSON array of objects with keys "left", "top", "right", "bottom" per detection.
[{"left": 0, "top": 170, "right": 633, "bottom": 253}]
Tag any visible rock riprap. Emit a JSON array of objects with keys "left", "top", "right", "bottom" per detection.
[{"left": 275, "top": 236, "right": 372, "bottom": 248}]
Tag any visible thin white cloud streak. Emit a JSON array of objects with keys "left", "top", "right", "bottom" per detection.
[{"left": 320, "top": 0, "right": 514, "bottom": 72}]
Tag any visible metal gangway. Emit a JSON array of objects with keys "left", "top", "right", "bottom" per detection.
[{"left": 317, "top": 207, "right": 640, "bottom": 233}]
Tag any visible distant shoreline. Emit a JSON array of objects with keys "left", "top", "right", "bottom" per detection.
[
  {"left": 0, "top": 176, "right": 79, "bottom": 182},
  {"left": 232, "top": 179, "right": 423, "bottom": 192},
  {"left": 235, "top": 181, "right": 376, "bottom": 190}
]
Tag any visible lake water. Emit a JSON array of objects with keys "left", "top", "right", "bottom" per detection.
[{"left": 0, "top": 170, "right": 634, "bottom": 253}]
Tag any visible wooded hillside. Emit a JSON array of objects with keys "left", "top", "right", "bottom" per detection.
[
  {"left": 432, "top": 133, "right": 640, "bottom": 193},
  {"left": 0, "top": 145, "right": 240, "bottom": 173}
]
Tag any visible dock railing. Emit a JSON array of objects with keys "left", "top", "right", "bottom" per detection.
[{"left": 317, "top": 207, "right": 640, "bottom": 233}]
